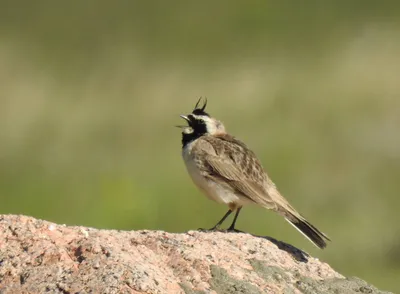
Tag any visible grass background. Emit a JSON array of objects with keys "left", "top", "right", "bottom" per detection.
[{"left": 1, "top": 1, "right": 400, "bottom": 292}]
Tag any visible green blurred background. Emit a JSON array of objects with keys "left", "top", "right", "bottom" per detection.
[{"left": 1, "top": 1, "right": 399, "bottom": 292}]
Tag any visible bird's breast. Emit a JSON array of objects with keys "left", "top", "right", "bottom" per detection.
[
  {"left": 182, "top": 142, "right": 211, "bottom": 197},
  {"left": 181, "top": 141, "right": 243, "bottom": 205}
]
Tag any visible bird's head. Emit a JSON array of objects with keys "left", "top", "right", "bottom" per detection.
[{"left": 178, "top": 98, "right": 226, "bottom": 146}]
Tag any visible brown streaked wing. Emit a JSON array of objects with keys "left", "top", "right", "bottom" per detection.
[{"left": 202, "top": 135, "right": 278, "bottom": 209}]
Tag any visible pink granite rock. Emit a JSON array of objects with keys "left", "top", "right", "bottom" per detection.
[{"left": 0, "top": 215, "right": 389, "bottom": 294}]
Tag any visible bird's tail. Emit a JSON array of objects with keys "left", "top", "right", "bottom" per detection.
[{"left": 284, "top": 212, "right": 331, "bottom": 249}]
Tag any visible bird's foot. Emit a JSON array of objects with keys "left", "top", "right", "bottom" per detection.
[{"left": 226, "top": 226, "right": 243, "bottom": 233}]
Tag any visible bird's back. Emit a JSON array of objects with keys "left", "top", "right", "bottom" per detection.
[{"left": 203, "top": 134, "right": 267, "bottom": 185}]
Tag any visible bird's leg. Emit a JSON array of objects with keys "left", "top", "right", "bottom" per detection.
[
  {"left": 199, "top": 209, "right": 233, "bottom": 231},
  {"left": 227, "top": 207, "right": 242, "bottom": 232},
  {"left": 210, "top": 209, "right": 233, "bottom": 230}
]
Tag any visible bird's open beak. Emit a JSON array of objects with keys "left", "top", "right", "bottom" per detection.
[
  {"left": 175, "top": 115, "right": 190, "bottom": 128},
  {"left": 180, "top": 115, "right": 190, "bottom": 122}
]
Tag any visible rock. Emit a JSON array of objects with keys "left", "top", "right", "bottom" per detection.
[{"left": 0, "top": 215, "right": 390, "bottom": 294}]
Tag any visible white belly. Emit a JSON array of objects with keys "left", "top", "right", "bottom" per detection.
[{"left": 182, "top": 142, "right": 246, "bottom": 206}]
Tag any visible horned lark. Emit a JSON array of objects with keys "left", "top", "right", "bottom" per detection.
[{"left": 178, "top": 98, "right": 330, "bottom": 249}]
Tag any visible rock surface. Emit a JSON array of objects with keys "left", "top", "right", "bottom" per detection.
[{"left": 0, "top": 215, "right": 390, "bottom": 294}]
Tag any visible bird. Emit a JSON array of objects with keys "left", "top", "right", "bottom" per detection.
[{"left": 178, "top": 97, "right": 330, "bottom": 249}]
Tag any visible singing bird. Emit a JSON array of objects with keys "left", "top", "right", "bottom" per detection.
[{"left": 178, "top": 98, "right": 330, "bottom": 249}]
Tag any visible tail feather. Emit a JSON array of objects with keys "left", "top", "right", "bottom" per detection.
[{"left": 285, "top": 213, "right": 331, "bottom": 249}]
